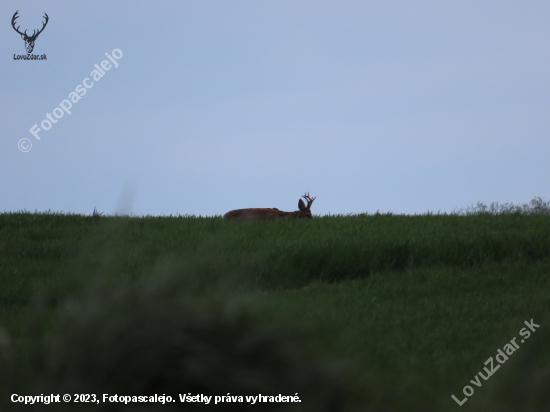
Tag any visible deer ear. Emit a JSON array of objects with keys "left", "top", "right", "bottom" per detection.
[{"left": 298, "top": 199, "right": 306, "bottom": 210}]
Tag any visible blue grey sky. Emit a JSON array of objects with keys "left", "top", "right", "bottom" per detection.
[{"left": 2, "top": 1, "right": 549, "bottom": 216}]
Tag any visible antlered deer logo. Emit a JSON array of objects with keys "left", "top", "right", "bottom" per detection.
[
  {"left": 12, "top": 11, "right": 49, "bottom": 54},
  {"left": 224, "top": 193, "right": 316, "bottom": 221}
]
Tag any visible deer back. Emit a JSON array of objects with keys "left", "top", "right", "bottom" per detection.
[{"left": 223, "top": 208, "right": 288, "bottom": 221}]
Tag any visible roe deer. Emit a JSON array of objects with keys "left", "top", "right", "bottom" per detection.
[{"left": 223, "top": 193, "right": 316, "bottom": 221}]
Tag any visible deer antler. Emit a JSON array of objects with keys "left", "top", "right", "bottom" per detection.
[
  {"left": 302, "top": 192, "right": 316, "bottom": 209},
  {"left": 11, "top": 11, "right": 49, "bottom": 39},
  {"left": 32, "top": 13, "right": 49, "bottom": 38},
  {"left": 11, "top": 11, "right": 25, "bottom": 36}
]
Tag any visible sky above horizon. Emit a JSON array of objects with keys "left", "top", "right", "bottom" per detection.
[{"left": 1, "top": 1, "right": 549, "bottom": 216}]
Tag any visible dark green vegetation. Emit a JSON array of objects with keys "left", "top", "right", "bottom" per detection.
[{"left": 1, "top": 207, "right": 549, "bottom": 411}]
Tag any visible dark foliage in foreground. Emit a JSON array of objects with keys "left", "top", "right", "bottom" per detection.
[{"left": 1, "top": 280, "right": 346, "bottom": 411}]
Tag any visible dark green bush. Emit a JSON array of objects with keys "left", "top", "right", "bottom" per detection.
[{"left": 0, "top": 279, "right": 347, "bottom": 411}]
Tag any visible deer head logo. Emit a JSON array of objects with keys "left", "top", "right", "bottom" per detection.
[
  {"left": 12, "top": 11, "right": 49, "bottom": 54},
  {"left": 224, "top": 193, "right": 317, "bottom": 221}
]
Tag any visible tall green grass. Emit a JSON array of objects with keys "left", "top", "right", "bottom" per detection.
[
  {"left": 1, "top": 204, "right": 549, "bottom": 411},
  {"left": 2, "top": 210, "right": 549, "bottom": 293}
]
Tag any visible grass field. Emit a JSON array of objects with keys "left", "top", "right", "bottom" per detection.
[{"left": 1, "top": 204, "right": 549, "bottom": 411}]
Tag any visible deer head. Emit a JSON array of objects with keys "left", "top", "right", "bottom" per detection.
[
  {"left": 296, "top": 192, "right": 316, "bottom": 219},
  {"left": 12, "top": 11, "right": 49, "bottom": 54},
  {"left": 223, "top": 193, "right": 316, "bottom": 221}
]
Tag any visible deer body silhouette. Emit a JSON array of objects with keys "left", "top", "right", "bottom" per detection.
[
  {"left": 224, "top": 193, "right": 316, "bottom": 221},
  {"left": 12, "top": 11, "right": 49, "bottom": 53}
]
